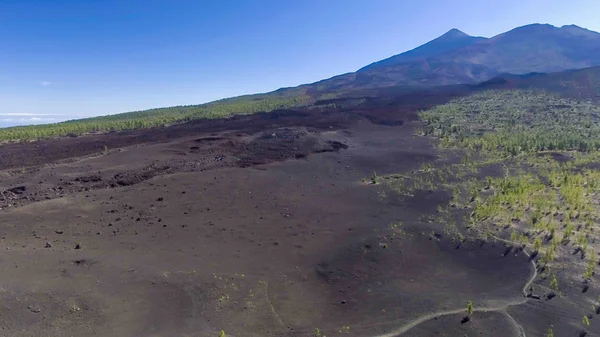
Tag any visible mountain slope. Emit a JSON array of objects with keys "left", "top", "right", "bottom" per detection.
[
  {"left": 360, "top": 28, "right": 487, "bottom": 71},
  {"left": 473, "top": 66, "right": 600, "bottom": 99},
  {"left": 311, "top": 24, "right": 600, "bottom": 91}
]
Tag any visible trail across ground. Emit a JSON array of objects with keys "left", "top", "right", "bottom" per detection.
[{"left": 373, "top": 240, "right": 537, "bottom": 337}]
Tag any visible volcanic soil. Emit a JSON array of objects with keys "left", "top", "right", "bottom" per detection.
[{"left": 0, "top": 97, "right": 595, "bottom": 336}]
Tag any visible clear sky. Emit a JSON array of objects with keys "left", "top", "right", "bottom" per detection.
[{"left": 1, "top": 0, "right": 599, "bottom": 126}]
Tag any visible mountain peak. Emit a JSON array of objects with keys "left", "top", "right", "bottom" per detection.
[
  {"left": 494, "top": 23, "right": 600, "bottom": 42},
  {"left": 358, "top": 27, "right": 484, "bottom": 72},
  {"left": 505, "top": 23, "right": 555, "bottom": 34},
  {"left": 560, "top": 24, "right": 600, "bottom": 37},
  {"left": 441, "top": 28, "right": 470, "bottom": 39}
]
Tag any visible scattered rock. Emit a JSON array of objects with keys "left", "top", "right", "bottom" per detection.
[
  {"left": 75, "top": 244, "right": 81, "bottom": 250},
  {"left": 528, "top": 251, "right": 538, "bottom": 261},
  {"left": 55, "top": 230, "right": 63, "bottom": 234},
  {"left": 45, "top": 242, "right": 52, "bottom": 248},
  {"left": 27, "top": 305, "right": 41, "bottom": 313},
  {"left": 7, "top": 186, "right": 26, "bottom": 195},
  {"left": 73, "top": 259, "right": 93, "bottom": 266},
  {"left": 74, "top": 175, "right": 101, "bottom": 183}
]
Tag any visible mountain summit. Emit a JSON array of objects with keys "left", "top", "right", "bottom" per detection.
[
  {"left": 359, "top": 29, "right": 486, "bottom": 71},
  {"left": 442, "top": 28, "right": 470, "bottom": 38}
]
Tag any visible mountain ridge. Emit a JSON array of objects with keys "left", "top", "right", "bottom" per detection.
[{"left": 326, "top": 23, "right": 600, "bottom": 91}]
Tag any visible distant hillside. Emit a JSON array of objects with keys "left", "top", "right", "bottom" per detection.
[
  {"left": 0, "top": 88, "right": 316, "bottom": 141},
  {"left": 473, "top": 66, "right": 600, "bottom": 100},
  {"left": 0, "top": 86, "right": 363, "bottom": 141}
]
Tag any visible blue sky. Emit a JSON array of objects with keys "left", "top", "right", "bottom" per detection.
[{"left": 1, "top": 0, "right": 599, "bottom": 126}]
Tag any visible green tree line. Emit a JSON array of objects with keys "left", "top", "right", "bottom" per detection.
[{"left": 0, "top": 90, "right": 314, "bottom": 141}]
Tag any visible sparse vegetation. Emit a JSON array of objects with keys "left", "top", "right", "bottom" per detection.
[
  {"left": 585, "top": 254, "right": 597, "bottom": 279},
  {"left": 337, "top": 325, "right": 350, "bottom": 333},
  {"left": 418, "top": 90, "right": 600, "bottom": 156},
  {"left": 384, "top": 89, "right": 600, "bottom": 330},
  {"left": 466, "top": 300, "right": 473, "bottom": 315},
  {"left": 550, "top": 275, "right": 559, "bottom": 291},
  {"left": 371, "top": 171, "right": 378, "bottom": 184},
  {"left": 390, "top": 91, "right": 600, "bottom": 269},
  {"left": 583, "top": 315, "right": 591, "bottom": 326}
]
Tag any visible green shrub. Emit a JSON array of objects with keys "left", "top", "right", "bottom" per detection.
[{"left": 466, "top": 300, "right": 474, "bottom": 315}]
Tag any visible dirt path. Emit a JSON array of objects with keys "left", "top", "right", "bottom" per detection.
[{"left": 373, "top": 241, "right": 538, "bottom": 337}]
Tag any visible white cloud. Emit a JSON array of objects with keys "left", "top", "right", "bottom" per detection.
[
  {"left": 0, "top": 117, "right": 57, "bottom": 127},
  {"left": 0, "top": 113, "right": 64, "bottom": 127},
  {"left": 0, "top": 113, "right": 53, "bottom": 116},
  {"left": 1, "top": 117, "right": 56, "bottom": 122},
  {"left": 40, "top": 81, "right": 52, "bottom": 86}
]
